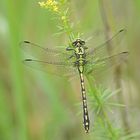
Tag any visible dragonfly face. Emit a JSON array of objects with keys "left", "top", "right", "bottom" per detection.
[{"left": 72, "top": 39, "right": 85, "bottom": 47}]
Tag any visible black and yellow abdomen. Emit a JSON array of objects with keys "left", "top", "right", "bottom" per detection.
[{"left": 79, "top": 71, "right": 90, "bottom": 133}]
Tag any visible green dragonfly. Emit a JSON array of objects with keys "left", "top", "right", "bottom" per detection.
[{"left": 21, "top": 29, "right": 128, "bottom": 133}]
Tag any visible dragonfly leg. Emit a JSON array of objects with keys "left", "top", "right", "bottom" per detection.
[
  {"left": 66, "top": 46, "right": 74, "bottom": 51},
  {"left": 67, "top": 54, "right": 75, "bottom": 60}
]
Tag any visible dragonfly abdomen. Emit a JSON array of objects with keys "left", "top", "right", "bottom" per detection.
[{"left": 79, "top": 71, "right": 90, "bottom": 133}]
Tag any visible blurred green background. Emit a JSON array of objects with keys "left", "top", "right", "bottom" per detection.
[{"left": 0, "top": 0, "right": 140, "bottom": 140}]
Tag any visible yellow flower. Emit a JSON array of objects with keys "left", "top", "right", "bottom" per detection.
[
  {"left": 53, "top": 5, "right": 58, "bottom": 12},
  {"left": 38, "top": 1, "right": 46, "bottom": 7},
  {"left": 38, "top": 0, "right": 59, "bottom": 13},
  {"left": 47, "top": 0, "right": 53, "bottom": 6}
]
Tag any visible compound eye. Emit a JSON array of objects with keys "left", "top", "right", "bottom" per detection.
[
  {"left": 72, "top": 41, "right": 76, "bottom": 46},
  {"left": 81, "top": 41, "right": 85, "bottom": 45}
]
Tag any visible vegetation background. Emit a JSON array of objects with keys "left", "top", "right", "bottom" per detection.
[{"left": 0, "top": 0, "right": 140, "bottom": 140}]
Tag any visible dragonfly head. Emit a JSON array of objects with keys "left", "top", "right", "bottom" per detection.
[{"left": 72, "top": 39, "right": 85, "bottom": 47}]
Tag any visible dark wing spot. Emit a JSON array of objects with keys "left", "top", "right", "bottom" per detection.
[
  {"left": 24, "top": 40, "right": 30, "bottom": 43},
  {"left": 25, "top": 59, "right": 33, "bottom": 61}
]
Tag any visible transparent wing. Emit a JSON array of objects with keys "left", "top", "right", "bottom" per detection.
[
  {"left": 86, "top": 29, "right": 126, "bottom": 60},
  {"left": 20, "top": 41, "right": 74, "bottom": 64},
  {"left": 84, "top": 52, "right": 129, "bottom": 78},
  {"left": 20, "top": 41, "right": 77, "bottom": 75},
  {"left": 23, "top": 58, "right": 78, "bottom": 76}
]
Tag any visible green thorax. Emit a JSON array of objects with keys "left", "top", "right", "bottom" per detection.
[{"left": 72, "top": 39, "right": 87, "bottom": 73}]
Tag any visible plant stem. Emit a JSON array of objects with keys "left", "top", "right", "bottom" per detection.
[
  {"left": 98, "top": 0, "right": 130, "bottom": 132},
  {"left": 86, "top": 75, "right": 117, "bottom": 139}
]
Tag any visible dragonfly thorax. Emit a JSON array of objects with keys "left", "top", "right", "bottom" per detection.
[
  {"left": 72, "top": 39, "right": 86, "bottom": 55},
  {"left": 75, "top": 46, "right": 85, "bottom": 55}
]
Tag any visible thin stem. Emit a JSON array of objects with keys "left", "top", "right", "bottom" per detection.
[
  {"left": 86, "top": 75, "right": 117, "bottom": 139},
  {"left": 98, "top": 0, "right": 112, "bottom": 55},
  {"left": 38, "top": 1, "right": 76, "bottom": 43},
  {"left": 60, "top": 13, "right": 74, "bottom": 42},
  {"left": 98, "top": 0, "right": 130, "bottom": 132}
]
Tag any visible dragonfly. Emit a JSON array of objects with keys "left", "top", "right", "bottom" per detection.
[{"left": 21, "top": 29, "right": 128, "bottom": 133}]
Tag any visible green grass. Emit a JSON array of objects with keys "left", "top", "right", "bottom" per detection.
[{"left": 0, "top": 0, "right": 140, "bottom": 140}]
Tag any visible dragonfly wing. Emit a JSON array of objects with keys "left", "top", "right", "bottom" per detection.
[
  {"left": 23, "top": 58, "right": 78, "bottom": 76},
  {"left": 21, "top": 41, "right": 77, "bottom": 76},
  {"left": 86, "top": 29, "right": 126, "bottom": 60},
  {"left": 20, "top": 41, "right": 74, "bottom": 65},
  {"left": 85, "top": 52, "right": 128, "bottom": 78}
]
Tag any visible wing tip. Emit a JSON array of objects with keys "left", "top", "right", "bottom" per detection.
[
  {"left": 23, "top": 40, "right": 30, "bottom": 43},
  {"left": 22, "top": 59, "right": 33, "bottom": 65},
  {"left": 122, "top": 51, "right": 129, "bottom": 55},
  {"left": 122, "top": 51, "right": 128, "bottom": 53},
  {"left": 119, "top": 28, "right": 127, "bottom": 33},
  {"left": 19, "top": 40, "right": 30, "bottom": 47},
  {"left": 24, "top": 58, "right": 33, "bottom": 61}
]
